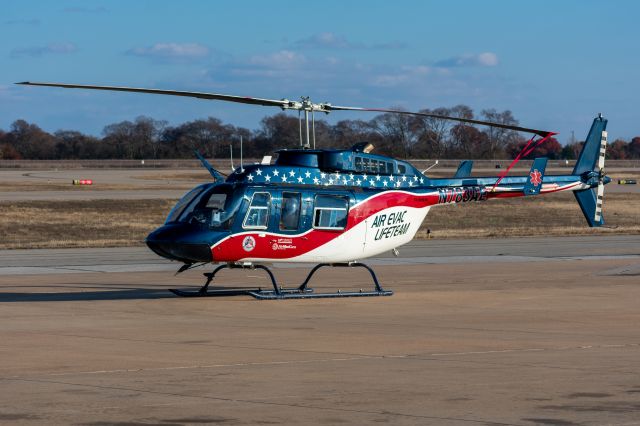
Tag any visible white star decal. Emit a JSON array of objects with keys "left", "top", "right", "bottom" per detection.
[
  {"left": 265, "top": 175, "right": 271, "bottom": 182},
  {"left": 289, "top": 170, "right": 296, "bottom": 177},
  {"left": 348, "top": 173, "right": 354, "bottom": 180},
  {"left": 343, "top": 178, "right": 348, "bottom": 185},
  {"left": 304, "top": 171, "right": 311, "bottom": 178},
  {"left": 273, "top": 169, "right": 280, "bottom": 176},
  {"left": 419, "top": 177, "right": 424, "bottom": 184},
  {"left": 376, "top": 175, "right": 381, "bottom": 181},
  {"left": 369, "top": 179, "right": 375, "bottom": 186},
  {"left": 256, "top": 169, "right": 263, "bottom": 176},
  {"left": 362, "top": 173, "right": 367, "bottom": 179},
  {"left": 383, "top": 181, "right": 388, "bottom": 187},
  {"left": 247, "top": 174, "right": 254, "bottom": 181},
  {"left": 409, "top": 181, "right": 414, "bottom": 187},
  {"left": 313, "top": 177, "right": 319, "bottom": 184},
  {"left": 396, "top": 181, "right": 401, "bottom": 187},
  {"left": 402, "top": 176, "right": 407, "bottom": 182},
  {"left": 328, "top": 178, "right": 334, "bottom": 185},
  {"left": 334, "top": 172, "right": 340, "bottom": 179},
  {"left": 389, "top": 175, "right": 394, "bottom": 181},
  {"left": 320, "top": 172, "right": 326, "bottom": 179},
  {"left": 281, "top": 175, "right": 288, "bottom": 182},
  {"left": 413, "top": 175, "right": 418, "bottom": 181},
  {"left": 355, "top": 179, "right": 362, "bottom": 186},
  {"left": 297, "top": 176, "right": 303, "bottom": 183}
]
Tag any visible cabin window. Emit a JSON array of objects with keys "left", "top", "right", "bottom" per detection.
[
  {"left": 243, "top": 192, "right": 271, "bottom": 229},
  {"left": 386, "top": 162, "right": 394, "bottom": 174},
  {"left": 355, "top": 156, "right": 362, "bottom": 171},
  {"left": 398, "top": 164, "right": 407, "bottom": 174},
  {"left": 369, "top": 159, "right": 378, "bottom": 173},
  {"left": 280, "top": 192, "right": 301, "bottom": 231},
  {"left": 361, "top": 158, "right": 369, "bottom": 172},
  {"left": 313, "top": 195, "right": 348, "bottom": 230}
]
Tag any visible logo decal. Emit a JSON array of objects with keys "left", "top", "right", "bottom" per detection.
[
  {"left": 242, "top": 236, "right": 256, "bottom": 252},
  {"left": 530, "top": 169, "right": 542, "bottom": 187},
  {"left": 271, "top": 238, "right": 296, "bottom": 251}
]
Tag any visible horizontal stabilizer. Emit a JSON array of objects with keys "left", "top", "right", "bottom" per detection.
[
  {"left": 523, "top": 157, "right": 548, "bottom": 196},
  {"left": 453, "top": 160, "right": 473, "bottom": 178}
]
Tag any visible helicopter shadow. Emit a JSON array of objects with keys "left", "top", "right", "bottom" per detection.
[{"left": 0, "top": 283, "right": 177, "bottom": 302}]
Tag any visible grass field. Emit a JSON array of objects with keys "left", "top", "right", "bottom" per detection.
[
  {"left": 0, "top": 193, "right": 637, "bottom": 249},
  {"left": 0, "top": 199, "right": 175, "bottom": 249}
]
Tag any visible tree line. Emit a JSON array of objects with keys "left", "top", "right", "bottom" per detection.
[{"left": 1, "top": 106, "right": 639, "bottom": 160}]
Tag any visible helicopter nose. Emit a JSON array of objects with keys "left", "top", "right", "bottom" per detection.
[{"left": 146, "top": 224, "right": 213, "bottom": 263}]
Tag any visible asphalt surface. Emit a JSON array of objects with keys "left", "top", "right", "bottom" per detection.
[
  {"left": 0, "top": 235, "right": 638, "bottom": 275},
  {"left": 1, "top": 236, "right": 640, "bottom": 425}
]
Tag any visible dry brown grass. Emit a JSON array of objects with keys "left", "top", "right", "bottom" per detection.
[
  {"left": 0, "top": 181, "right": 173, "bottom": 192},
  {"left": 0, "top": 177, "right": 205, "bottom": 191},
  {"left": 0, "top": 193, "right": 637, "bottom": 249},
  {"left": 0, "top": 199, "right": 176, "bottom": 249},
  {"left": 134, "top": 172, "right": 213, "bottom": 182},
  {"left": 419, "top": 192, "right": 640, "bottom": 239}
]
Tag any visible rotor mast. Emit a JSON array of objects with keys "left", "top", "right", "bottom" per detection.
[{"left": 280, "top": 96, "right": 330, "bottom": 149}]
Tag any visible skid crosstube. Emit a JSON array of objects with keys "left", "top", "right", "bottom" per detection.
[{"left": 169, "top": 262, "right": 392, "bottom": 300}]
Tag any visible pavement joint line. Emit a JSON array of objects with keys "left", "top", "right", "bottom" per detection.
[
  {"left": 42, "top": 355, "right": 377, "bottom": 376},
  {"left": 2, "top": 254, "right": 639, "bottom": 276},
  {"left": 425, "top": 342, "right": 640, "bottom": 357},
  {"left": 33, "top": 332, "right": 379, "bottom": 358},
  {"left": 10, "top": 342, "right": 639, "bottom": 379},
  {"left": 0, "top": 376, "right": 519, "bottom": 425}
]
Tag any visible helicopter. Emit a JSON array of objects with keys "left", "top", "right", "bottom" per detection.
[{"left": 17, "top": 82, "right": 610, "bottom": 299}]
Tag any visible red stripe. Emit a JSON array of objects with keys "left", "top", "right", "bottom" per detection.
[{"left": 211, "top": 191, "right": 439, "bottom": 261}]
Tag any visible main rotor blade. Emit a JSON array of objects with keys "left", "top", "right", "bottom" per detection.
[
  {"left": 16, "top": 81, "right": 290, "bottom": 108},
  {"left": 327, "top": 105, "right": 553, "bottom": 137},
  {"left": 17, "top": 81, "right": 555, "bottom": 137}
]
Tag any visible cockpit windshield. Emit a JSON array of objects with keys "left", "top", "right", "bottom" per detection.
[
  {"left": 166, "top": 184, "right": 241, "bottom": 230},
  {"left": 165, "top": 185, "right": 207, "bottom": 224}
]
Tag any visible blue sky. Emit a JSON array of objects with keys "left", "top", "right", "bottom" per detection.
[{"left": 1, "top": 0, "right": 638, "bottom": 143}]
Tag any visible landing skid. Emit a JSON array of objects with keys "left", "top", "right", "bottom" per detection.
[{"left": 169, "top": 262, "right": 392, "bottom": 300}]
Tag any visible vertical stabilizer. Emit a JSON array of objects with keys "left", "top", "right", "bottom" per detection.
[
  {"left": 453, "top": 160, "right": 473, "bottom": 178},
  {"left": 573, "top": 114, "right": 607, "bottom": 175},
  {"left": 572, "top": 115, "right": 608, "bottom": 227},
  {"left": 524, "top": 157, "right": 548, "bottom": 196}
]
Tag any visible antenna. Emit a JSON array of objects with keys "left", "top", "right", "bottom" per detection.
[
  {"left": 240, "top": 134, "right": 244, "bottom": 172},
  {"left": 422, "top": 159, "right": 439, "bottom": 174},
  {"left": 229, "top": 144, "right": 235, "bottom": 172}
]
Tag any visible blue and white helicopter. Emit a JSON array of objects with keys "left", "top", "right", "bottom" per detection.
[{"left": 18, "top": 82, "right": 610, "bottom": 299}]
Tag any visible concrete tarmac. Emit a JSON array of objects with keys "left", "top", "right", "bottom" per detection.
[{"left": 1, "top": 237, "right": 640, "bottom": 425}]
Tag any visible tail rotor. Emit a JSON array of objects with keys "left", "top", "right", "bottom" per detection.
[{"left": 594, "top": 130, "right": 607, "bottom": 223}]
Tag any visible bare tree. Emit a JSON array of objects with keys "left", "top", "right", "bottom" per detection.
[
  {"left": 480, "top": 109, "right": 519, "bottom": 159},
  {"left": 370, "top": 109, "right": 415, "bottom": 158},
  {"left": 410, "top": 107, "right": 452, "bottom": 158}
]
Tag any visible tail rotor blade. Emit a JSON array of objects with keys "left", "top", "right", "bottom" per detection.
[
  {"left": 594, "top": 180, "right": 605, "bottom": 223},
  {"left": 598, "top": 130, "right": 608, "bottom": 170},
  {"left": 594, "top": 130, "right": 607, "bottom": 223}
]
